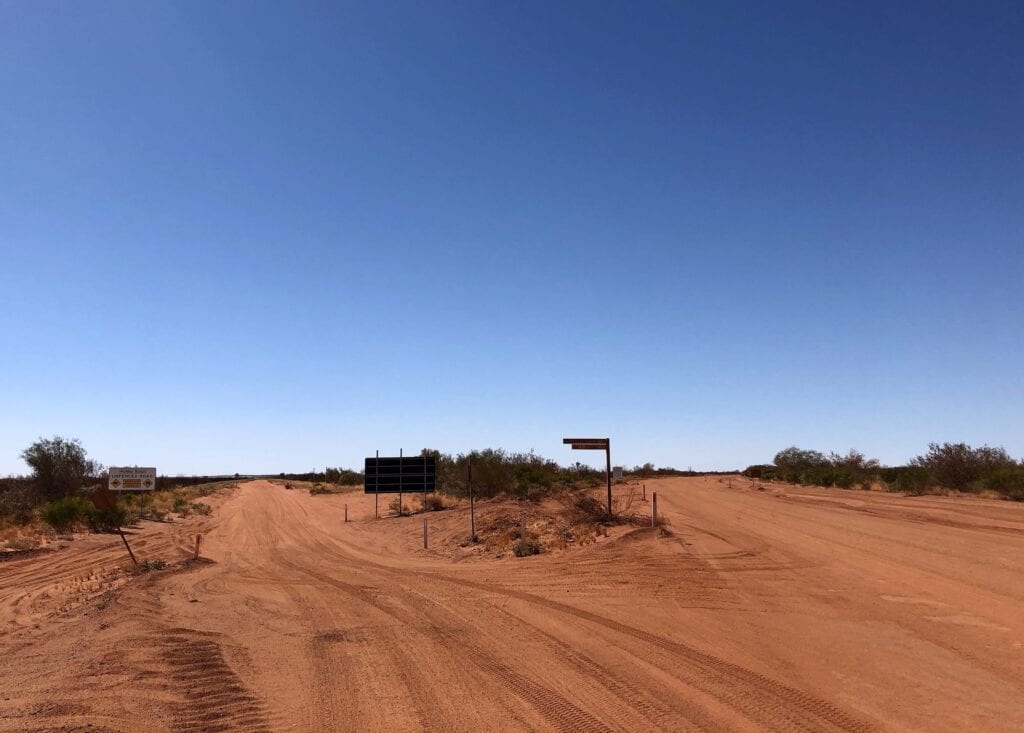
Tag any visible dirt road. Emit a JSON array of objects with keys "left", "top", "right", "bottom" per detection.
[{"left": 2, "top": 478, "right": 1022, "bottom": 731}]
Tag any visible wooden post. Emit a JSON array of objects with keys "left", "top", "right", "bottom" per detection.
[
  {"left": 520, "top": 515, "right": 526, "bottom": 544},
  {"left": 344, "top": 504, "right": 348, "bottom": 523},
  {"left": 642, "top": 483, "right": 646, "bottom": 501},
  {"left": 652, "top": 492, "right": 658, "bottom": 528},
  {"left": 193, "top": 534, "right": 202, "bottom": 560},
  {"left": 423, "top": 518, "right": 428, "bottom": 549}
]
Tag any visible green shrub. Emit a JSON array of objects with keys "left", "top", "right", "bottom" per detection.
[
  {"left": 982, "top": 466, "right": 1024, "bottom": 501},
  {"left": 912, "top": 442, "right": 1016, "bottom": 491},
  {"left": 88, "top": 505, "right": 128, "bottom": 532},
  {"left": 190, "top": 502, "right": 212, "bottom": 516},
  {"left": 40, "top": 497, "right": 93, "bottom": 532}
]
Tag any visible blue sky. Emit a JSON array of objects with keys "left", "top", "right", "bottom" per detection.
[{"left": 2, "top": 2, "right": 1022, "bottom": 475}]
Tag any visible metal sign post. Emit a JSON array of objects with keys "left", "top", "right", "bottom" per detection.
[
  {"left": 90, "top": 484, "right": 138, "bottom": 567},
  {"left": 375, "top": 450, "right": 379, "bottom": 519},
  {"left": 563, "top": 438, "right": 612, "bottom": 516},
  {"left": 399, "top": 448, "right": 403, "bottom": 516}
]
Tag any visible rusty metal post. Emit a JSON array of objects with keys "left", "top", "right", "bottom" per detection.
[
  {"left": 606, "top": 440, "right": 612, "bottom": 517},
  {"left": 344, "top": 504, "right": 348, "bottom": 523},
  {"left": 652, "top": 492, "right": 658, "bottom": 527},
  {"left": 423, "top": 518, "right": 428, "bottom": 549},
  {"left": 119, "top": 527, "right": 138, "bottom": 567},
  {"left": 374, "top": 449, "right": 379, "bottom": 519}
]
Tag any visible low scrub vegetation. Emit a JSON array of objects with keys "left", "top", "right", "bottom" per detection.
[
  {"left": 422, "top": 448, "right": 603, "bottom": 500},
  {"left": 746, "top": 442, "right": 1024, "bottom": 500}
]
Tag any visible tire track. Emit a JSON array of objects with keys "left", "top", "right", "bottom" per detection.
[{"left": 274, "top": 554, "right": 615, "bottom": 732}]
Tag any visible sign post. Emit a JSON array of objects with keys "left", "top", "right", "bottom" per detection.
[
  {"left": 91, "top": 482, "right": 139, "bottom": 567},
  {"left": 563, "top": 438, "right": 612, "bottom": 516}
]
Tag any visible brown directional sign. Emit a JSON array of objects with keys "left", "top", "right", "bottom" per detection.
[
  {"left": 563, "top": 437, "right": 613, "bottom": 516},
  {"left": 563, "top": 438, "right": 609, "bottom": 449}
]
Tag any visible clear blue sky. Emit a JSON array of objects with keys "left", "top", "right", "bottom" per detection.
[{"left": 2, "top": 2, "right": 1022, "bottom": 475}]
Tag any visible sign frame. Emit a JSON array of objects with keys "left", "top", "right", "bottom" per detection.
[{"left": 108, "top": 467, "right": 157, "bottom": 492}]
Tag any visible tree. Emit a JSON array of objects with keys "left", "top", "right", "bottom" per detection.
[
  {"left": 912, "top": 442, "right": 1015, "bottom": 491},
  {"left": 20, "top": 436, "right": 101, "bottom": 501},
  {"left": 772, "top": 447, "right": 828, "bottom": 483}
]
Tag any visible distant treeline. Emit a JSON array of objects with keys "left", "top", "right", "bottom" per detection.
[
  {"left": 316, "top": 450, "right": 728, "bottom": 500},
  {"left": 744, "top": 443, "right": 1024, "bottom": 500}
]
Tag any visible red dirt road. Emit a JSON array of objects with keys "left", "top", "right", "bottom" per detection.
[{"left": 1, "top": 478, "right": 1023, "bottom": 731}]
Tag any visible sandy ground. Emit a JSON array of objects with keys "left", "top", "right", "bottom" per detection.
[{"left": 1, "top": 477, "right": 1022, "bottom": 732}]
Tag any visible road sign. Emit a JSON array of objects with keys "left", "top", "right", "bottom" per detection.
[
  {"left": 564, "top": 438, "right": 609, "bottom": 449},
  {"left": 563, "top": 437, "right": 613, "bottom": 515},
  {"left": 613, "top": 466, "right": 623, "bottom": 481},
  {"left": 364, "top": 456, "right": 436, "bottom": 493},
  {"left": 109, "top": 467, "right": 157, "bottom": 491}
]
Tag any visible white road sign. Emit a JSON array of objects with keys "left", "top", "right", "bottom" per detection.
[{"left": 109, "top": 466, "right": 157, "bottom": 491}]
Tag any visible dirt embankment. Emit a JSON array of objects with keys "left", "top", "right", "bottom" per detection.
[{"left": 1, "top": 477, "right": 1023, "bottom": 732}]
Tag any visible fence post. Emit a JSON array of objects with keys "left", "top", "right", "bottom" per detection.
[
  {"left": 423, "top": 518, "right": 428, "bottom": 549},
  {"left": 652, "top": 492, "right": 657, "bottom": 528},
  {"left": 344, "top": 504, "right": 348, "bottom": 523}
]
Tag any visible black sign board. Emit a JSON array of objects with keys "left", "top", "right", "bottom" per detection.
[{"left": 364, "top": 456, "right": 437, "bottom": 493}]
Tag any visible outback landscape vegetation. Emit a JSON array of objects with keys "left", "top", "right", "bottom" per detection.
[{"left": 3, "top": 2, "right": 1022, "bottom": 731}]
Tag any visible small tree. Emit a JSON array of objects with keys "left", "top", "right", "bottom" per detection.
[
  {"left": 912, "top": 442, "right": 1015, "bottom": 491},
  {"left": 20, "top": 436, "right": 101, "bottom": 502}
]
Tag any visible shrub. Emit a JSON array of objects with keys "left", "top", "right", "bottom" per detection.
[
  {"left": 421, "top": 494, "right": 446, "bottom": 511},
  {"left": 172, "top": 496, "right": 189, "bottom": 513},
  {"left": 309, "top": 483, "right": 331, "bottom": 495},
  {"left": 40, "top": 496, "right": 94, "bottom": 532},
  {"left": 912, "top": 442, "right": 1016, "bottom": 492},
  {"left": 20, "top": 436, "right": 102, "bottom": 502},
  {"left": 388, "top": 497, "right": 407, "bottom": 516},
  {"left": 513, "top": 538, "right": 543, "bottom": 557},
  {"left": 0, "top": 479, "right": 40, "bottom": 523},
  {"left": 982, "top": 465, "right": 1024, "bottom": 501},
  {"left": 190, "top": 502, "right": 212, "bottom": 516},
  {"left": 88, "top": 505, "right": 128, "bottom": 532}
]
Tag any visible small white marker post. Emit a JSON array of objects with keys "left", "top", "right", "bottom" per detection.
[
  {"left": 652, "top": 492, "right": 658, "bottom": 528},
  {"left": 423, "top": 518, "right": 428, "bottom": 549}
]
